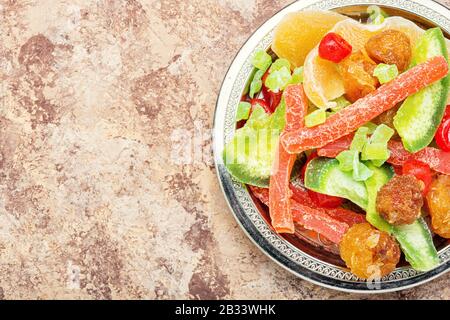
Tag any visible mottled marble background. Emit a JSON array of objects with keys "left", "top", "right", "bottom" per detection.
[{"left": 0, "top": 0, "right": 449, "bottom": 300}]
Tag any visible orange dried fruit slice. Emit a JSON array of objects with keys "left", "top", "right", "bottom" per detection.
[{"left": 271, "top": 10, "right": 348, "bottom": 69}]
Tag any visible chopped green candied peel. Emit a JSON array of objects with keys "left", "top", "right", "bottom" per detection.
[
  {"left": 327, "top": 96, "right": 351, "bottom": 116},
  {"left": 361, "top": 124, "right": 395, "bottom": 166},
  {"left": 362, "top": 122, "right": 378, "bottom": 134},
  {"left": 367, "top": 5, "right": 389, "bottom": 25},
  {"left": 353, "top": 158, "right": 374, "bottom": 182},
  {"left": 361, "top": 142, "right": 390, "bottom": 161},
  {"left": 370, "top": 124, "right": 395, "bottom": 144},
  {"left": 290, "top": 67, "right": 304, "bottom": 85},
  {"left": 242, "top": 68, "right": 255, "bottom": 96},
  {"left": 371, "top": 158, "right": 389, "bottom": 168},
  {"left": 249, "top": 69, "right": 265, "bottom": 98},
  {"left": 333, "top": 96, "right": 351, "bottom": 111},
  {"left": 337, "top": 147, "right": 374, "bottom": 181},
  {"left": 337, "top": 146, "right": 373, "bottom": 181},
  {"left": 269, "top": 58, "right": 291, "bottom": 73},
  {"left": 265, "top": 66, "right": 292, "bottom": 93},
  {"left": 252, "top": 50, "right": 272, "bottom": 72},
  {"left": 393, "top": 27, "right": 450, "bottom": 153},
  {"left": 373, "top": 63, "right": 399, "bottom": 84},
  {"left": 236, "top": 102, "right": 251, "bottom": 122},
  {"left": 249, "top": 50, "right": 273, "bottom": 98},
  {"left": 275, "top": 97, "right": 286, "bottom": 114},
  {"left": 305, "top": 109, "right": 327, "bottom": 128},
  {"left": 336, "top": 150, "right": 357, "bottom": 172},
  {"left": 245, "top": 104, "right": 269, "bottom": 128},
  {"left": 336, "top": 124, "right": 394, "bottom": 182},
  {"left": 350, "top": 127, "right": 369, "bottom": 152}
]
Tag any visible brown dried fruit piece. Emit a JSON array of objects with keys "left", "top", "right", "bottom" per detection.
[
  {"left": 427, "top": 174, "right": 450, "bottom": 238},
  {"left": 340, "top": 223, "right": 400, "bottom": 279},
  {"left": 365, "top": 29, "right": 412, "bottom": 72},
  {"left": 376, "top": 175, "right": 424, "bottom": 226},
  {"left": 338, "top": 50, "right": 379, "bottom": 102},
  {"left": 373, "top": 104, "right": 400, "bottom": 132}
]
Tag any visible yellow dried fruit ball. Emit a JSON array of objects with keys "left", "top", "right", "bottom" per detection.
[
  {"left": 427, "top": 175, "right": 450, "bottom": 239},
  {"left": 340, "top": 223, "right": 400, "bottom": 279}
]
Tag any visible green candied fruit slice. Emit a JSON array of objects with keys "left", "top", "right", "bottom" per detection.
[
  {"left": 223, "top": 127, "right": 280, "bottom": 187},
  {"left": 362, "top": 124, "right": 394, "bottom": 165},
  {"left": 350, "top": 127, "right": 369, "bottom": 152},
  {"left": 393, "top": 218, "right": 440, "bottom": 271},
  {"left": 333, "top": 96, "right": 351, "bottom": 111},
  {"left": 222, "top": 103, "right": 286, "bottom": 187},
  {"left": 336, "top": 150, "right": 357, "bottom": 172},
  {"left": 290, "top": 67, "right": 304, "bottom": 85},
  {"left": 304, "top": 158, "right": 368, "bottom": 209},
  {"left": 236, "top": 102, "right": 251, "bottom": 122},
  {"left": 269, "top": 58, "right": 291, "bottom": 73},
  {"left": 371, "top": 158, "right": 388, "bottom": 167},
  {"left": 362, "top": 122, "right": 378, "bottom": 134},
  {"left": 370, "top": 124, "right": 395, "bottom": 144},
  {"left": 305, "top": 109, "right": 326, "bottom": 128},
  {"left": 245, "top": 105, "right": 267, "bottom": 128},
  {"left": 352, "top": 156, "right": 373, "bottom": 182},
  {"left": 394, "top": 27, "right": 450, "bottom": 153},
  {"left": 249, "top": 69, "right": 265, "bottom": 98},
  {"left": 252, "top": 50, "right": 272, "bottom": 71},
  {"left": 373, "top": 64, "right": 399, "bottom": 84},
  {"left": 265, "top": 66, "right": 292, "bottom": 93},
  {"left": 361, "top": 142, "right": 390, "bottom": 161}
]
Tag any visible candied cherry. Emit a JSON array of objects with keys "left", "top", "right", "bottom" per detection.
[
  {"left": 318, "top": 32, "right": 352, "bottom": 63},
  {"left": 435, "top": 106, "right": 450, "bottom": 152},
  {"left": 402, "top": 159, "right": 433, "bottom": 195}
]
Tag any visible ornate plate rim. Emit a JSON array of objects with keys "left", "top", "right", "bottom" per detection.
[{"left": 213, "top": 0, "right": 450, "bottom": 293}]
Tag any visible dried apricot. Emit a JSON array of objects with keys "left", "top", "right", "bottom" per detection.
[
  {"left": 338, "top": 50, "right": 379, "bottom": 102},
  {"left": 427, "top": 174, "right": 450, "bottom": 238},
  {"left": 340, "top": 223, "right": 400, "bottom": 279},
  {"left": 376, "top": 175, "right": 424, "bottom": 225},
  {"left": 365, "top": 30, "right": 412, "bottom": 72},
  {"left": 303, "top": 16, "right": 430, "bottom": 108}
]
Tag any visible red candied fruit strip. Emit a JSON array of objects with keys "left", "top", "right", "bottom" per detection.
[
  {"left": 326, "top": 208, "right": 366, "bottom": 226},
  {"left": 289, "top": 184, "right": 365, "bottom": 226},
  {"left": 281, "top": 56, "right": 449, "bottom": 153},
  {"left": 269, "top": 84, "right": 309, "bottom": 234},
  {"left": 249, "top": 185, "right": 364, "bottom": 243},
  {"left": 290, "top": 202, "right": 349, "bottom": 244}
]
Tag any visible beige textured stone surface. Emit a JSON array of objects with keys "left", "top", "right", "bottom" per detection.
[{"left": 0, "top": 0, "right": 449, "bottom": 300}]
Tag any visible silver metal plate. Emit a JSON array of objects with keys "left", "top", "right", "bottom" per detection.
[{"left": 213, "top": 0, "right": 450, "bottom": 293}]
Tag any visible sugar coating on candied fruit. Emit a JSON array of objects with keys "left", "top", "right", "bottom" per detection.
[
  {"left": 340, "top": 223, "right": 400, "bottom": 279},
  {"left": 427, "top": 174, "right": 450, "bottom": 238},
  {"left": 376, "top": 175, "right": 424, "bottom": 225},
  {"left": 365, "top": 29, "right": 412, "bottom": 72}
]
